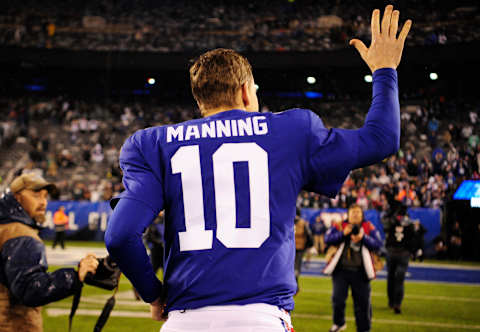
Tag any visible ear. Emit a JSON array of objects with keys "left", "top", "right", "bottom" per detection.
[{"left": 241, "top": 82, "right": 250, "bottom": 108}]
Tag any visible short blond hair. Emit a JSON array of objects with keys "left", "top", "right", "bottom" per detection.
[{"left": 189, "top": 48, "right": 253, "bottom": 112}]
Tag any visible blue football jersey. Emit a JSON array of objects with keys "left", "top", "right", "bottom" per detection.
[
  {"left": 109, "top": 68, "right": 399, "bottom": 312},
  {"left": 120, "top": 109, "right": 362, "bottom": 311}
]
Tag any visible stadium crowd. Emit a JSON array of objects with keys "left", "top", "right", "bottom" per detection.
[
  {"left": 1, "top": 94, "right": 479, "bottom": 210},
  {"left": 0, "top": 0, "right": 478, "bottom": 52}
]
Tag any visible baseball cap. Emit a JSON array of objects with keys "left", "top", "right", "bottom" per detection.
[{"left": 10, "top": 173, "right": 57, "bottom": 194}]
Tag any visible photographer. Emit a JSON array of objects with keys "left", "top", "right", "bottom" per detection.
[
  {"left": 0, "top": 173, "right": 99, "bottom": 332},
  {"left": 324, "top": 204, "right": 383, "bottom": 332}
]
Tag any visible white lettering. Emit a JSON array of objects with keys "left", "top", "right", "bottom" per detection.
[
  {"left": 167, "top": 126, "right": 184, "bottom": 143},
  {"left": 238, "top": 118, "right": 253, "bottom": 136},
  {"left": 68, "top": 211, "right": 78, "bottom": 230},
  {"left": 253, "top": 116, "right": 268, "bottom": 135},
  {"left": 185, "top": 125, "right": 201, "bottom": 140},
  {"left": 201, "top": 122, "right": 216, "bottom": 138},
  {"left": 100, "top": 213, "right": 108, "bottom": 231},
  {"left": 231, "top": 119, "right": 238, "bottom": 136},
  {"left": 216, "top": 120, "right": 231, "bottom": 138},
  {"left": 88, "top": 212, "right": 100, "bottom": 230},
  {"left": 166, "top": 117, "right": 268, "bottom": 142},
  {"left": 45, "top": 211, "right": 54, "bottom": 229}
]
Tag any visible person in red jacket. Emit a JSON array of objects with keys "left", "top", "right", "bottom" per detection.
[{"left": 324, "top": 204, "right": 383, "bottom": 332}]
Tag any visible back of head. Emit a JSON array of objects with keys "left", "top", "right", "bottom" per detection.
[{"left": 189, "top": 48, "right": 253, "bottom": 113}]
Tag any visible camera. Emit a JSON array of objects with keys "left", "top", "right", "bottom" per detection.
[
  {"left": 84, "top": 256, "right": 121, "bottom": 290},
  {"left": 351, "top": 225, "right": 360, "bottom": 235}
]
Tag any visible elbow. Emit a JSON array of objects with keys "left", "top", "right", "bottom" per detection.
[
  {"left": 11, "top": 283, "right": 48, "bottom": 307},
  {"left": 377, "top": 132, "right": 400, "bottom": 161}
]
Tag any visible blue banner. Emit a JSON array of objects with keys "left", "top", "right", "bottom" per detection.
[
  {"left": 300, "top": 207, "right": 441, "bottom": 247},
  {"left": 43, "top": 201, "right": 441, "bottom": 247},
  {"left": 43, "top": 201, "right": 113, "bottom": 241}
]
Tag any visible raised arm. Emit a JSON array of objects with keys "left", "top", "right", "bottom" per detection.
[
  {"left": 349, "top": 4, "right": 412, "bottom": 168},
  {"left": 305, "top": 5, "right": 412, "bottom": 197}
]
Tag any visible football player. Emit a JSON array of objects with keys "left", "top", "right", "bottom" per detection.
[{"left": 106, "top": 5, "right": 411, "bottom": 332}]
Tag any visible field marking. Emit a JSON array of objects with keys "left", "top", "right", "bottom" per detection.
[
  {"left": 302, "top": 274, "right": 480, "bottom": 286},
  {"left": 46, "top": 308, "right": 150, "bottom": 318},
  {"left": 305, "top": 259, "right": 480, "bottom": 271},
  {"left": 45, "top": 309, "right": 480, "bottom": 330},
  {"left": 294, "top": 313, "right": 480, "bottom": 330},
  {"left": 302, "top": 288, "right": 480, "bottom": 303},
  {"left": 81, "top": 297, "right": 150, "bottom": 307}
]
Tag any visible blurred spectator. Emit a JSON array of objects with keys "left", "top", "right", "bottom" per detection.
[
  {"left": 384, "top": 205, "right": 415, "bottom": 314},
  {"left": 294, "top": 208, "right": 313, "bottom": 294},
  {"left": 0, "top": 0, "right": 479, "bottom": 53},
  {"left": 449, "top": 221, "right": 462, "bottom": 260},
  {"left": 312, "top": 215, "right": 327, "bottom": 254},
  {"left": 52, "top": 205, "right": 68, "bottom": 249},
  {"left": 411, "top": 220, "right": 427, "bottom": 262}
]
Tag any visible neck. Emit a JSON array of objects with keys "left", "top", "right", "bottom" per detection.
[{"left": 202, "top": 104, "right": 246, "bottom": 117}]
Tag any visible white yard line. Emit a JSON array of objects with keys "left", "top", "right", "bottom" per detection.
[
  {"left": 302, "top": 288, "right": 480, "bottom": 303},
  {"left": 46, "top": 308, "right": 150, "bottom": 318},
  {"left": 302, "top": 274, "right": 480, "bottom": 286},
  {"left": 45, "top": 309, "right": 480, "bottom": 330},
  {"left": 294, "top": 313, "right": 480, "bottom": 330},
  {"left": 46, "top": 247, "right": 108, "bottom": 266}
]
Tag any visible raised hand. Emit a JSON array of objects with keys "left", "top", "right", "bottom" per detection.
[{"left": 350, "top": 4, "right": 412, "bottom": 73}]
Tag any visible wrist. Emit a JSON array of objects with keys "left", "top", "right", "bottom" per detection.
[{"left": 372, "top": 67, "right": 397, "bottom": 75}]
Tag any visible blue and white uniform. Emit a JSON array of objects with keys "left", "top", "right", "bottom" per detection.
[{"left": 105, "top": 68, "right": 400, "bottom": 330}]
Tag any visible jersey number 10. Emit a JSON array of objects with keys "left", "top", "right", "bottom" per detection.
[{"left": 171, "top": 142, "right": 270, "bottom": 251}]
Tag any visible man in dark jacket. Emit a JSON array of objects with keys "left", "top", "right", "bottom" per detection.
[
  {"left": 384, "top": 204, "right": 415, "bottom": 314},
  {"left": 0, "top": 173, "right": 98, "bottom": 332},
  {"left": 324, "top": 204, "right": 383, "bottom": 332}
]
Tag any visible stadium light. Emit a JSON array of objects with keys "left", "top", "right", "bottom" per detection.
[
  {"left": 307, "top": 76, "right": 316, "bottom": 85},
  {"left": 429, "top": 72, "right": 438, "bottom": 80},
  {"left": 147, "top": 78, "right": 156, "bottom": 85},
  {"left": 364, "top": 74, "right": 373, "bottom": 83}
]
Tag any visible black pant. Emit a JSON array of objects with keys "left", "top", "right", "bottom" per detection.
[
  {"left": 294, "top": 249, "right": 305, "bottom": 279},
  {"left": 332, "top": 268, "right": 371, "bottom": 332},
  {"left": 386, "top": 251, "right": 409, "bottom": 307},
  {"left": 294, "top": 249, "right": 305, "bottom": 292},
  {"left": 52, "top": 231, "right": 65, "bottom": 249}
]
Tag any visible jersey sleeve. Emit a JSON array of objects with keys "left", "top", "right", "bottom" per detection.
[
  {"left": 111, "top": 132, "right": 164, "bottom": 213},
  {"left": 305, "top": 68, "right": 400, "bottom": 197}
]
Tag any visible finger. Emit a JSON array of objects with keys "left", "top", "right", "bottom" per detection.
[
  {"left": 371, "top": 9, "right": 380, "bottom": 39},
  {"left": 381, "top": 5, "right": 394, "bottom": 35},
  {"left": 398, "top": 19, "right": 412, "bottom": 43},
  {"left": 390, "top": 10, "right": 399, "bottom": 38},
  {"left": 349, "top": 39, "right": 368, "bottom": 58}
]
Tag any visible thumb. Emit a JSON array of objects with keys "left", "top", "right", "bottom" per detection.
[{"left": 349, "top": 39, "right": 368, "bottom": 58}]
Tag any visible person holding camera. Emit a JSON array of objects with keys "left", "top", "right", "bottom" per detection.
[
  {"left": 324, "top": 204, "right": 383, "bottom": 332},
  {"left": 294, "top": 208, "right": 313, "bottom": 294},
  {"left": 0, "top": 173, "right": 99, "bottom": 332}
]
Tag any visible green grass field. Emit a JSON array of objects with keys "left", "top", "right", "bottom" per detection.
[{"left": 43, "top": 267, "right": 480, "bottom": 332}]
